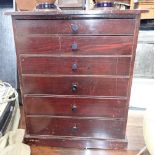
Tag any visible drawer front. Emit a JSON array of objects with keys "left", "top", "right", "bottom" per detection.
[
  {"left": 22, "top": 76, "right": 129, "bottom": 97},
  {"left": 16, "top": 36, "right": 133, "bottom": 55},
  {"left": 24, "top": 96, "right": 127, "bottom": 118},
  {"left": 20, "top": 56, "right": 131, "bottom": 76},
  {"left": 26, "top": 117, "right": 125, "bottom": 139},
  {"left": 15, "top": 19, "right": 135, "bottom": 35}
]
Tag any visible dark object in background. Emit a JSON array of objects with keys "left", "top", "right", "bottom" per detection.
[
  {"left": 0, "top": 0, "right": 13, "bottom": 7},
  {"left": 35, "top": 0, "right": 57, "bottom": 10},
  {"left": 95, "top": 2, "right": 114, "bottom": 8},
  {"left": 36, "top": 3, "right": 57, "bottom": 9},
  {"left": 0, "top": 100, "right": 15, "bottom": 137},
  {"left": 0, "top": 8, "right": 17, "bottom": 88},
  {"left": 140, "top": 19, "right": 154, "bottom": 30}
]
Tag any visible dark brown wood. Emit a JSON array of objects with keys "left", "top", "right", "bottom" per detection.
[
  {"left": 16, "top": 36, "right": 133, "bottom": 55},
  {"left": 19, "top": 107, "right": 148, "bottom": 152},
  {"left": 14, "top": 19, "right": 135, "bottom": 35},
  {"left": 9, "top": 10, "right": 142, "bottom": 149},
  {"left": 123, "top": 14, "right": 142, "bottom": 138},
  {"left": 26, "top": 116, "right": 125, "bottom": 139},
  {"left": 24, "top": 96, "right": 127, "bottom": 118},
  {"left": 6, "top": 10, "right": 147, "bottom": 16},
  {"left": 20, "top": 56, "right": 131, "bottom": 75},
  {"left": 24, "top": 135, "right": 128, "bottom": 150},
  {"left": 22, "top": 76, "right": 129, "bottom": 96}
]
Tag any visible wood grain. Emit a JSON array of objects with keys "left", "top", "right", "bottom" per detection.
[
  {"left": 11, "top": 10, "right": 142, "bottom": 149},
  {"left": 15, "top": 19, "right": 135, "bottom": 35},
  {"left": 30, "top": 146, "right": 136, "bottom": 155},
  {"left": 24, "top": 96, "right": 127, "bottom": 118},
  {"left": 19, "top": 108, "right": 149, "bottom": 154},
  {"left": 22, "top": 76, "right": 129, "bottom": 97},
  {"left": 26, "top": 116, "right": 126, "bottom": 139},
  {"left": 16, "top": 36, "right": 134, "bottom": 55},
  {"left": 25, "top": 135, "right": 128, "bottom": 150},
  {"left": 20, "top": 56, "right": 131, "bottom": 76}
]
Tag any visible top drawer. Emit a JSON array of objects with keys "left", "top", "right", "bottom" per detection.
[{"left": 15, "top": 19, "right": 136, "bottom": 35}]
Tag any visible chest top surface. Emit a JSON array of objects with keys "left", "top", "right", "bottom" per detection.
[{"left": 6, "top": 10, "right": 145, "bottom": 19}]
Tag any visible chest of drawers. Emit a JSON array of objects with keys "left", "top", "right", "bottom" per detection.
[{"left": 9, "top": 10, "right": 142, "bottom": 149}]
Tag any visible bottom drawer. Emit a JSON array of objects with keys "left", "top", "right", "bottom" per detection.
[{"left": 26, "top": 117, "right": 126, "bottom": 139}]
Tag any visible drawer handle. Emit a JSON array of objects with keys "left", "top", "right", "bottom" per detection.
[
  {"left": 72, "top": 84, "right": 78, "bottom": 93},
  {"left": 71, "top": 24, "right": 78, "bottom": 34},
  {"left": 72, "top": 105, "right": 77, "bottom": 112},
  {"left": 71, "top": 42, "right": 78, "bottom": 51},
  {"left": 72, "top": 64, "right": 78, "bottom": 72},
  {"left": 72, "top": 125, "right": 78, "bottom": 132}
]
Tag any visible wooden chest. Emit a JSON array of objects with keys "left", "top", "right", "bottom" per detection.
[{"left": 9, "top": 10, "right": 142, "bottom": 149}]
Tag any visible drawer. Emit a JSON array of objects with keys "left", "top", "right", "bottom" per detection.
[
  {"left": 26, "top": 116, "right": 126, "bottom": 139},
  {"left": 24, "top": 96, "right": 127, "bottom": 118},
  {"left": 15, "top": 19, "right": 135, "bottom": 35},
  {"left": 22, "top": 76, "right": 129, "bottom": 97},
  {"left": 20, "top": 56, "right": 131, "bottom": 76},
  {"left": 17, "top": 36, "right": 133, "bottom": 55}
]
